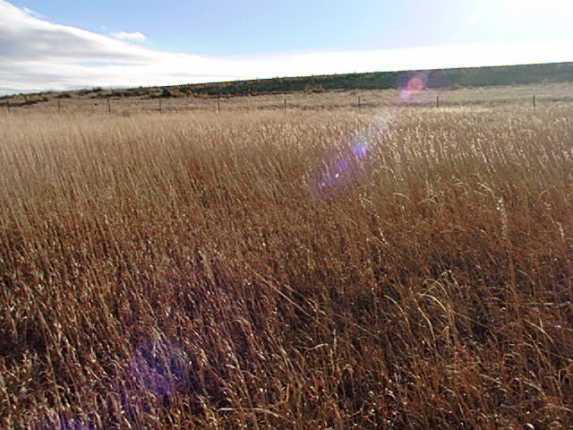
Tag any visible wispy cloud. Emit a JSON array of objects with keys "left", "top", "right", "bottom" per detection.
[
  {"left": 111, "top": 31, "right": 146, "bottom": 43},
  {"left": 0, "top": 0, "right": 572, "bottom": 95},
  {"left": 21, "top": 6, "right": 44, "bottom": 19}
]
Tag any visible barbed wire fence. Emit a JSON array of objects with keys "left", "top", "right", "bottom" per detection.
[{"left": 2, "top": 91, "right": 573, "bottom": 115}]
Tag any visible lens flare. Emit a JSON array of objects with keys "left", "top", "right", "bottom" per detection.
[
  {"left": 32, "top": 416, "right": 96, "bottom": 430},
  {"left": 31, "top": 336, "right": 190, "bottom": 428},
  {"left": 351, "top": 136, "right": 369, "bottom": 158},
  {"left": 128, "top": 338, "right": 190, "bottom": 401},
  {"left": 400, "top": 73, "right": 429, "bottom": 101},
  {"left": 310, "top": 134, "right": 371, "bottom": 198},
  {"left": 307, "top": 112, "right": 395, "bottom": 199}
]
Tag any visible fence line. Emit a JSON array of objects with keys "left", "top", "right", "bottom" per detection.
[{"left": 2, "top": 92, "right": 570, "bottom": 115}]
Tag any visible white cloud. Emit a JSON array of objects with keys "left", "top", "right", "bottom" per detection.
[
  {"left": 0, "top": 1, "right": 153, "bottom": 64},
  {"left": 0, "top": 0, "right": 572, "bottom": 95},
  {"left": 111, "top": 31, "right": 146, "bottom": 43}
]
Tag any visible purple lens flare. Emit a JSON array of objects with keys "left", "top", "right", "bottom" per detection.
[
  {"left": 127, "top": 337, "right": 190, "bottom": 401},
  {"left": 31, "top": 416, "right": 96, "bottom": 430},
  {"left": 308, "top": 112, "right": 396, "bottom": 199},
  {"left": 400, "top": 73, "right": 429, "bottom": 101},
  {"left": 311, "top": 133, "right": 373, "bottom": 197},
  {"left": 31, "top": 335, "right": 191, "bottom": 428},
  {"left": 351, "top": 136, "right": 369, "bottom": 158}
]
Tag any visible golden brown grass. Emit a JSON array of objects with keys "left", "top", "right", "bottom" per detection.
[{"left": 0, "top": 104, "right": 572, "bottom": 429}]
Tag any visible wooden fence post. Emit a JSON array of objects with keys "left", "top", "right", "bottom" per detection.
[
  {"left": 358, "top": 96, "right": 361, "bottom": 110},
  {"left": 57, "top": 100, "right": 61, "bottom": 113},
  {"left": 436, "top": 95, "right": 440, "bottom": 108},
  {"left": 159, "top": 99, "right": 162, "bottom": 113},
  {"left": 217, "top": 98, "right": 221, "bottom": 113},
  {"left": 107, "top": 98, "right": 111, "bottom": 114},
  {"left": 533, "top": 95, "right": 536, "bottom": 111},
  {"left": 283, "top": 97, "right": 287, "bottom": 111}
]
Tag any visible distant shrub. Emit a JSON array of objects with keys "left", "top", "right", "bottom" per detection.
[{"left": 304, "top": 83, "right": 325, "bottom": 93}]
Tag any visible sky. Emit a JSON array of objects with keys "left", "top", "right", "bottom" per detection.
[{"left": 1, "top": 0, "right": 573, "bottom": 94}]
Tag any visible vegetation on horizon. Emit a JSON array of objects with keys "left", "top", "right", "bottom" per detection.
[{"left": 2, "top": 61, "right": 573, "bottom": 104}]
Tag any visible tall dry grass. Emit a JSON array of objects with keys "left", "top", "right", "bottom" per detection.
[{"left": 0, "top": 106, "right": 572, "bottom": 429}]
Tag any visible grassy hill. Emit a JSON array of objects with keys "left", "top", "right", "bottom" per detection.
[
  {"left": 172, "top": 61, "right": 573, "bottom": 97},
  {"left": 2, "top": 61, "right": 573, "bottom": 105}
]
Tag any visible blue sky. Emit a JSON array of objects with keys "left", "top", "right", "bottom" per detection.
[
  {"left": 13, "top": 0, "right": 473, "bottom": 54},
  {"left": 2, "top": 0, "right": 573, "bottom": 93}
]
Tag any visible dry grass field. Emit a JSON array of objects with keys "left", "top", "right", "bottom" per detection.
[{"left": 0, "top": 94, "right": 572, "bottom": 428}]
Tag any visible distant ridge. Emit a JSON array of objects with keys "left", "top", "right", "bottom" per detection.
[
  {"left": 2, "top": 61, "right": 573, "bottom": 101},
  {"left": 169, "top": 61, "right": 573, "bottom": 97}
]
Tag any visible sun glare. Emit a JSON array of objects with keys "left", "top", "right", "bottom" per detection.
[{"left": 498, "top": 0, "right": 573, "bottom": 15}]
